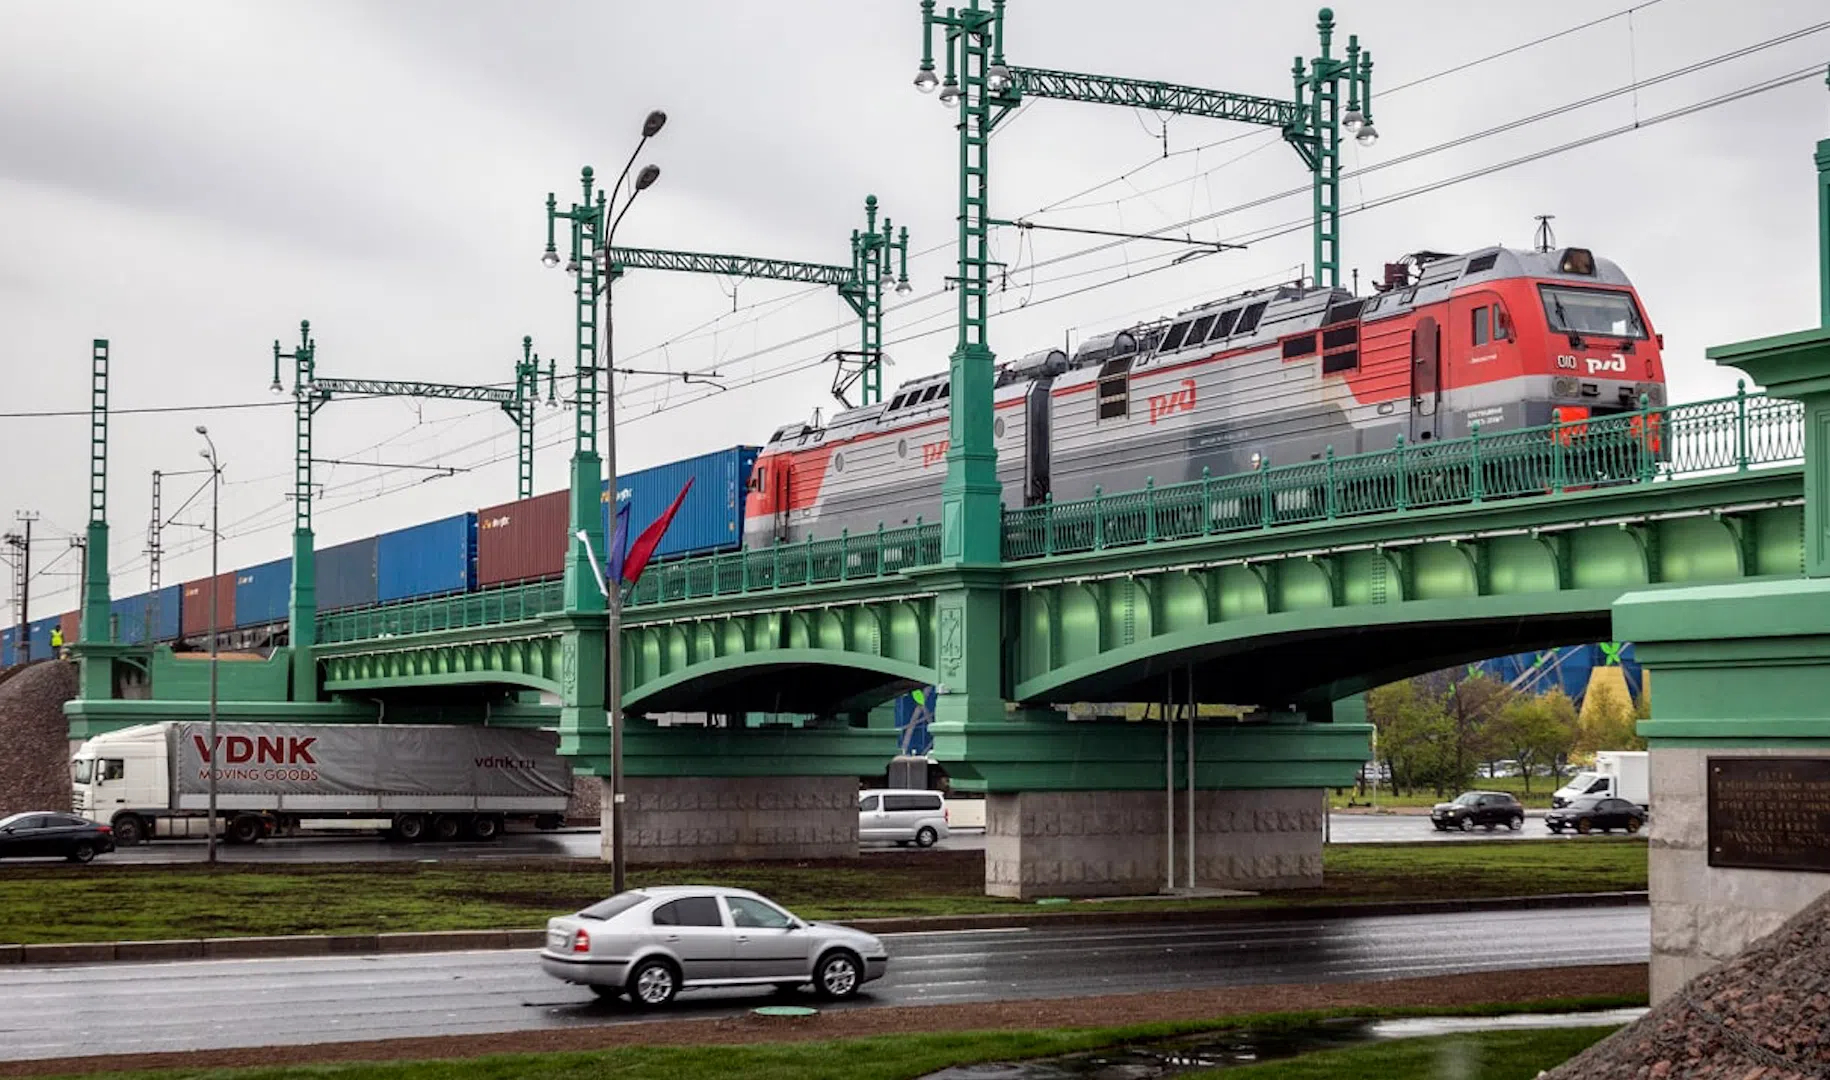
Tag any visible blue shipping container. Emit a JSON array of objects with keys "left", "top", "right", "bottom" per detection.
[
  {"left": 28, "top": 615, "right": 58, "bottom": 658},
  {"left": 317, "top": 536, "right": 379, "bottom": 612},
  {"left": 892, "top": 686, "right": 936, "bottom": 757},
  {"left": 110, "top": 585, "right": 183, "bottom": 645},
  {"left": 235, "top": 557, "right": 292, "bottom": 630},
  {"left": 602, "top": 446, "right": 760, "bottom": 564},
  {"left": 1, "top": 625, "right": 15, "bottom": 666},
  {"left": 378, "top": 513, "right": 477, "bottom": 601}
]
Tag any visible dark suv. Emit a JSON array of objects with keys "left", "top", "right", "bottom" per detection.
[{"left": 1430, "top": 791, "right": 1525, "bottom": 832}]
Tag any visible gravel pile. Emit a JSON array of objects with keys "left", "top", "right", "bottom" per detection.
[
  {"left": 1546, "top": 890, "right": 1830, "bottom": 1079},
  {"left": 0, "top": 659, "right": 77, "bottom": 817}
]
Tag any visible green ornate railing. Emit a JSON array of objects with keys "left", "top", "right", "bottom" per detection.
[
  {"left": 1001, "top": 386, "right": 1801, "bottom": 559},
  {"left": 317, "top": 579, "right": 564, "bottom": 644},
  {"left": 317, "top": 387, "right": 1801, "bottom": 645}
]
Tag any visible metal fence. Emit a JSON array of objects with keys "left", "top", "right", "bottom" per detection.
[
  {"left": 318, "top": 387, "right": 1801, "bottom": 641},
  {"left": 1001, "top": 386, "right": 1802, "bottom": 560}
]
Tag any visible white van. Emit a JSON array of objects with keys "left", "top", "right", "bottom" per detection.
[{"left": 859, "top": 789, "right": 949, "bottom": 847}]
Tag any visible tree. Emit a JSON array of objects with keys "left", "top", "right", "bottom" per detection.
[
  {"left": 1488, "top": 689, "right": 1579, "bottom": 793},
  {"left": 1366, "top": 679, "right": 1454, "bottom": 797},
  {"left": 1575, "top": 673, "right": 1645, "bottom": 754}
]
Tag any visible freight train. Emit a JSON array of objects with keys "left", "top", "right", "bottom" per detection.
[{"left": 0, "top": 243, "right": 1663, "bottom": 664}]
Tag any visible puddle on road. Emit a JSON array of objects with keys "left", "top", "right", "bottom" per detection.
[{"left": 917, "top": 1009, "right": 1646, "bottom": 1080}]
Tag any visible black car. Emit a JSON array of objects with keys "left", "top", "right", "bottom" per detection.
[
  {"left": 0, "top": 812, "right": 116, "bottom": 863},
  {"left": 1545, "top": 797, "right": 1644, "bottom": 835},
  {"left": 1430, "top": 791, "right": 1526, "bottom": 832}
]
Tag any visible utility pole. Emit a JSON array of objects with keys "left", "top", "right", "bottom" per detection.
[
  {"left": 78, "top": 340, "right": 115, "bottom": 694},
  {"left": 4, "top": 513, "right": 33, "bottom": 661},
  {"left": 147, "top": 470, "right": 162, "bottom": 645},
  {"left": 914, "top": 3, "right": 1377, "bottom": 290},
  {"left": 604, "top": 194, "right": 912, "bottom": 407},
  {"left": 269, "top": 326, "right": 555, "bottom": 699}
]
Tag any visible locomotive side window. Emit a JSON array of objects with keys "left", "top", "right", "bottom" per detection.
[
  {"left": 1472, "top": 306, "right": 1490, "bottom": 346},
  {"left": 939, "top": 382, "right": 950, "bottom": 398},
  {"left": 1491, "top": 304, "right": 1510, "bottom": 340},
  {"left": 889, "top": 393, "right": 907, "bottom": 410},
  {"left": 1539, "top": 285, "right": 1646, "bottom": 339},
  {"left": 1210, "top": 308, "right": 1242, "bottom": 341},
  {"left": 1160, "top": 322, "right": 1192, "bottom": 352},
  {"left": 921, "top": 385, "right": 941, "bottom": 403},
  {"left": 1234, "top": 301, "right": 1269, "bottom": 336},
  {"left": 1096, "top": 357, "right": 1132, "bottom": 420},
  {"left": 1186, "top": 313, "right": 1216, "bottom": 345},
  {"left": 1281, "top": 334, "right": 1316, "bottom": 359}
]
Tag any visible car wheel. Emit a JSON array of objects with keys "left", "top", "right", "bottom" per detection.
[
  {"left": 392, "top": 814, "right": 427, "bottom": 842},
  {"left": 111, "top": 815, "right": 145, "bottom": 847},
  {"left": 227, "top": 815, "right": 263, "bottom": 845},
  {"left": 627, "top": 958, "right": 679, "bottom": 1008},
  {"left": 1627, "top": 817, "right": 1642, "bottom": 834},
  {"left": 915, "top": 826, "right": 938, "bottom": 848},
  {"left": 67, "top": 842, "right": 95, "bottom": 864},
  {"left": 431, "top": 815, "right": 463, "bottom": 842},
  {"left": 587, "top": 984, "right": 622, "bottom": 1001},
  {"left": 814, "top": 950, "right": 863, "bottom": 1000},
  {"left": 1508, "top": 814, "right": 1523, "bottom": 831},
  {"left": 468, "top": 815, "right": 502, "bottom": 842},
  {"left": 1458, "top": 816, "right": 1474, "bottom": 832},
  {"left": 1577, "top": 818, "right": 1592, "bottom": 835}
]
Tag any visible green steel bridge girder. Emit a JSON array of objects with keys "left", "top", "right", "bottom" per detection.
[
  {"left": 303, "top": 467, "right": 1803, "bottom": 727},
  {"left": 934, "top": 710, "right": 1373, "bottom": 793}
]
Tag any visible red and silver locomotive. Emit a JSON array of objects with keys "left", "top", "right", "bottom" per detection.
[{"left": 745, "top": 244, "right": 1665, "bottom": 545}]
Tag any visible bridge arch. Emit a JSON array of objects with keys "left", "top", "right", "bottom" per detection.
[{"left": 623, "top": 648, "right": 935, "bottom": 715}]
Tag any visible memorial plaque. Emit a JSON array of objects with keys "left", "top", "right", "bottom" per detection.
[{"left": 1707, "top": 756, "right": 1830, "bottom": 872}]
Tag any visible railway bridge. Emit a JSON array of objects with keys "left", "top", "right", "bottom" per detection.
[{"left": 65, "top": 389, "right": 1809, "bottom": 894}]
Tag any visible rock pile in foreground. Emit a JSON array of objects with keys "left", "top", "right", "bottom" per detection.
[
  {"left": 1546, "top": 888, "right": 1829, "bottom": 1079},
  {"left": 0, "top": 659, "right": 77, "bottom": 816}
]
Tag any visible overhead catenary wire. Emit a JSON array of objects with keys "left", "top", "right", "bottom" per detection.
[{"left": 62, "top": 16, "right": 1822, "bottom": 594}]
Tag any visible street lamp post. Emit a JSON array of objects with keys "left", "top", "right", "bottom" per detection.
[
  {"left": 195, "top": 426, "right": 222, "bottom": 866},
  {"left": 543, "top": 109, "right": 666, "bottom": 894}
]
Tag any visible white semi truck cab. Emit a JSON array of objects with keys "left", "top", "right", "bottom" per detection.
[{"left": 72, "top": 722, "right": 573, "bottom": 847}]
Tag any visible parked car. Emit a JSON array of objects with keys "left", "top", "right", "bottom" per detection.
[
  {"left": 1430, "top": 791, "right": 1526, "bottom": 832},
  {"left": 1546, "top": 796, "right": 1645, "bottom": 835},
  {"left": 0, "top": 812, "right": 115, "bottom": 862},
  {"left": 540, "top": 886, "right": 888, "bottom": 1007},
  {"left": 859, "top": 788, "right": 949, "bottom": 847}
]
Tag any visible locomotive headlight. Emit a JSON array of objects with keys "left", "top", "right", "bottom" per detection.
[{"left": 1354, "top": 122, "right": 1379, "bottom": 147}]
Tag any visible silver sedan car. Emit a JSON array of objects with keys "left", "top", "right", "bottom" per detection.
[{"left": 540, "top": 885, "right": 889, "bottom": 1007}]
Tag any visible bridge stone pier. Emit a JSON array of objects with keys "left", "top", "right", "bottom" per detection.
[{"left": 937, "top": 709, "right": 1365, "bottom": 898}]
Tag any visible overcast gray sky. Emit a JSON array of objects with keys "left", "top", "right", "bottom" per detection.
[{"left": 4, "top": 0, "right": 1828, "bottom": 621}]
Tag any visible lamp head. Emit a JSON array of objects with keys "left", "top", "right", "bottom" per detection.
[
  {"left": 938, "top": 80, "right": 962, "bottom": 106},
  {"left": 194, "top": 425, "right": 208, "bottom": 436},
  {"left": 541, "top": 248, "right": 561, "bottom": 269},
  {"left": 269, "top": 376, "right": 284, "bottom": 394},
  {"left": 895, "top": 279, "right": 913, "bottom": 296},
  {"left": 1340, "top": 107, "right": 1364, "bottom": 133},
  {"left": 913, "top": 67, "right": 938, "bottom": 93},
  {"left": 641, "top": 110, "right": 668, "bottom": 138},
  {"left": 634, "top": 164, "right": 661, "bottom": 191},
  {"left": 985, "top": 64, "right": 1011, "bottom": 93},
  {"left": 1355, "top": 122, "right": 1379, "bottom": 147}
]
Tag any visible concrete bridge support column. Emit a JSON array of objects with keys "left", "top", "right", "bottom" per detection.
[
  {"left": 597, "top": 716, "right": 898, "bottom": 865},
  {"left": 936, "top": 709, "right": 1370, "bottom": 899},
  {"left": 1622, "top": 314, "right": 1830, "bottom": 1002}
]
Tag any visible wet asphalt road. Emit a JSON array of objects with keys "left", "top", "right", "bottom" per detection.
[
  {"left": 0, "top": 906, "right": 1649, "bottom": 1061},
  {"left": 59, "top": 813, "right": 1580, "bottom": 865}
]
